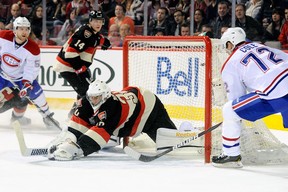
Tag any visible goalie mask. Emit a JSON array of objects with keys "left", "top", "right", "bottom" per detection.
[
  {"left": 86, "top": 80, "right": 111, "bottom": 112},
  {"left": 221, "top": 27, "right": 246, "bottom": 53}
]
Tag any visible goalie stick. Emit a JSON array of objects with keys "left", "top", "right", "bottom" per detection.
[
  {"left": 124, "top": 122, "right": 222, "bottom": 162},
  {"left": 12, "top": 120, "right": 48, "bottom": 156},
  {"left": 0, "top": 70, "right": 61, "bottom": 130}
]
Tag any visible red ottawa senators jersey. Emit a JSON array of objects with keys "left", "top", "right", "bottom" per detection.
[{"left": 56, "top": 24, "right": 105, "bottom": 71}]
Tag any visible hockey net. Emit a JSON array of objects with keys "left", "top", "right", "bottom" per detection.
[{"left": 123, "top": 36, "right": 288, "bottom": 164}]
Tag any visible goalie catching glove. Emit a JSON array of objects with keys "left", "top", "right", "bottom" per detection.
[
  {"left": 49, "top": 138, "right": 83, "bottom": 161},
  {"left": 19, "top": 80, "right": 33, "bottom": 98}
]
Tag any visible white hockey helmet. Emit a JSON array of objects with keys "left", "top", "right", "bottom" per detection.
[
  {"left": 13, "top": 16, "right": 31, "bottom": 31},
  {"left": 87, "top": 80, "right": 111, "bottom": 111},
  {"left": 221, "top": 27, "right": 246, "bottom": 50}
]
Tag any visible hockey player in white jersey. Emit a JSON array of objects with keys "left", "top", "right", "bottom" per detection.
[
  {"left": 212, "top": 27, "right": 288, "bottom": 168},
  {"left": 0, "top": 16, "right": 59, "bottom": 128}
]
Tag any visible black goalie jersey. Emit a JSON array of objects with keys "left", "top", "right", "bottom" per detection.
[
  {"left": 54, "top": 24, "right": 106, "bottom": 72},
  {"left": 68, "top": 86, "right": 176, "bottom": 156}
]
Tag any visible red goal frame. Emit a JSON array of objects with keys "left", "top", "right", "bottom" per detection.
[{"left": 123, "top": 36, "right": 213, "bottom": 163}]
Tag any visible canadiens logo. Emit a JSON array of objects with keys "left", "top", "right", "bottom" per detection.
[
  {"left": 3, "top": 53, "right": 21, "bottom": 67},
  {"left": 97, "top": 111, "right": 106, "bottom": 120},
  {"left": 84, "top": 30, "right": 92, "bottom": 38}
]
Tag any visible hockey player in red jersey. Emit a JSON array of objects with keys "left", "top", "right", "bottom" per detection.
[
  {"left": 0, "top": 16, "right": 59, "bottom": 128},
  {"left": 47, "top": 80, "right": 177, "bottom": 161},
  {"left": 53, "top": 10, "right": 111, "bottom": 100},
  {"left": 212, "top": 27, "right": 288, "bottom": 168}
]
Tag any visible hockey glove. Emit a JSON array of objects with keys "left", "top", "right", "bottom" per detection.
[
  {"left": 19, "top": 80, "right": 33, "bottom": 98},
  {"left": 101, "top": 38, "right": 111, "bottom": 50}
]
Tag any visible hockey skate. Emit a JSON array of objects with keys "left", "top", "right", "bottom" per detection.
[
  {"left": 43, "top": 112, "right": 60, "bottom": 129},
  {"left": 212, "top": 153, "right": 243, "bottom": 168},
  {"left": 10, "top": 112, "right": 31, "bottom": 126}
]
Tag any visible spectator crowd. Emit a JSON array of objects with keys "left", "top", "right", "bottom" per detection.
[{"left": 0, "top": 0, "right": 288, "bottom": 49}]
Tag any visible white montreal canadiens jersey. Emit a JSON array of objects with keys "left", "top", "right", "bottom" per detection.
[
  {"left": 0, "top": 30, "right": 40, "bottom": 82},
  {"left": 221, "top": 42, "right": 288, "bottom": 100}
]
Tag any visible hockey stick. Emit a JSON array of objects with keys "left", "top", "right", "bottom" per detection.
[
  {"left": 12, "top": 120, "right": 48, "bottom": 156},
  {"left": 0, "top": 70, "right": 61, "bottom": 130},
  {"left": 124, "top": 122, "right": 222, "bottom": 162}
]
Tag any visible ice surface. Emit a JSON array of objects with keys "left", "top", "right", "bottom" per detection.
[{"left": 1, "top": 107, "right": 288, "bottom": 192}]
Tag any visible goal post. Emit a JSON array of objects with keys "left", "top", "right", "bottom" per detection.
[{"left": 122, "top": 36, "right": 288, "bottom": 164}]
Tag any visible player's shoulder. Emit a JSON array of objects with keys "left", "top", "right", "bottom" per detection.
[
  {"left": 74, "top": 24, "right": 95, "bottom": 39},
  {"left": 0, "top": 30, "right": 14, "bottom": 42},
  {"left": 23, "top": 38, "right": 40, "bottom": 56}
]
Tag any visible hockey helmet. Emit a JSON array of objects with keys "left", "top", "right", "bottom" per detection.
[
  {"left": 221, "top": 27, "right": 246, "bottom": 50},
  {"left": 89, "top": 10, "right": 105, "bottom": 24},
  {"left": 86, "top": 80, "right": 111, "bottom": 111},
  {"left": 13, "top": 16, "right": 31, "bottom": 31}
]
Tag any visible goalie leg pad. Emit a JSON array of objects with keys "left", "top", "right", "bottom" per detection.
[{"left": 156, "top": 128, "right": 203, "bottom": 155}]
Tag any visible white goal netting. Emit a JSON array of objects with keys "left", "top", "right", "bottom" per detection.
[{"left": 123, "top": 36, "right": 288, "bottom": 164}]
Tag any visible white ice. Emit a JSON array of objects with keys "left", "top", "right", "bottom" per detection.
[{"left": 1, "top": 107, "right": 288, "bottom": 192}]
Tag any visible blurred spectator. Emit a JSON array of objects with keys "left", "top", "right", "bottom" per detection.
[
  {"left": 35, "top": 29, "right": 57, "bottom": 46},
  {"left": 101, "top": 0, "right": 117, "bottom": 18},
  {"left": 46, "top": 0, "right": 58, "bottom": 22},
  {"left": 245, "top": 0, "right": 263, "bottom": 23},
  {"left": 126, "top": 0, "right": 144, "bottom": 25},
  {"left": 108, "top": 23, "right": 121, "bottom": 47},
  {"left": 180, "top": 22, "right": 190, "bottom": 36},
  {"left": 172, "top": 10, "right": 186, "bottom": 36},
  {"left": 5, "top": 3, "right": 22, "bottom": 30},
  {"left": 235, "top": 3, "right": 264, "bottom": 41},
  {"left": 109, "top": 4, "right": 135, "bottom": 35},
  {"left": 199, "top": 23, "right": 214, "bottom": 37},
  {"left": 0, "top": 22, "right": 5, "bottom": 30},
  {"left": 148, "top": 7, "right": 172, "bottom": 35},
  {"left": 19, "top": 0, "right": 42, "bottom": 18},
  {"left": 179, "top": 0, "right": 191, "bottom": 18},
  {"left": 209, "top": 0, "right": 231, "bottom": 38},
  {"left": 278, "top": 20, "right": 288, "bottom": 49},
  {"left": 66, "top": 0, "right": 90, "bottom": 18},
  {"left": 119, "top": 23, "right": 131, "bottom": 46},
  {"left": 56, "top": 7, "right": 81, "bottom": 45},
  {"left": 195, "top": 0, "right": 207, "bottom": 13},
  {"left": 262, "top": 17, "right": 271, "bottom": 29},
  {"left": 154, "top": 26, "right": 165, "bottom": 36},
  {"left": 220, "top": 25, "right": 228, "bottom": 36},
  {"left": 285, "top": 8, "right": 288, "bottom": 21},
  {"left": 262, "top": 8, "right": 285, "bottom": 42},
  {"left": 30, "top": 4, "right": 43, "bottom": 39},
  {"left": 205, "top": 0, "right": 219, "bottom": 22},
  {"left": 201, "top": 23, "right": 213, "bottom": 33},
  {"left": 87, "top": 0, "right": 100, "bottom": 10},
  {"left": 193, "top": 9, "right": 208, "bottom": 35},
  {"left": 53, "top": 0, "right": 68, "bottom": 26},
  {"left": 148, "top": 0, "right": 161, "bottom": 22},
  {"left": 167, "top": 0, "right": 179, "bottom": 7}
]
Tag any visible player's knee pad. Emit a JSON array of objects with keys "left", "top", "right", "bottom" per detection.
[
  {"left": 222, "top": 100, "right": 241, "bottom": 122},
  {"left": 156, "top": 127, "right": 203, "bottom": 155}
]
